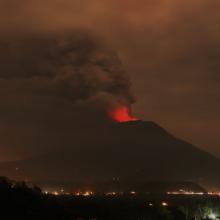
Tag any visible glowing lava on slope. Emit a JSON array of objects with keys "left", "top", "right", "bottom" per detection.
[{"left": 111, "top": 106, "right": 138, "bottom": 123}]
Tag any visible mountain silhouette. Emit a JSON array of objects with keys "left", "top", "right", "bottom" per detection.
[{"left": 0, "top": 120, "right": 220, "bottom": 189}]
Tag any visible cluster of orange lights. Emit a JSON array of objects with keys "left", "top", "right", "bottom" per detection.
[
  {"left": 46, "top": 190, "right": 138, "bottom": 197},
  {"left": 75, "top": 191, "right": 94, "bottom": 197},
  {"left": 45, "top": 190, "right": 220, "bottom": 198}
]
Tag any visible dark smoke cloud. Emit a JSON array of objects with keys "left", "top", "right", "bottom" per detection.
[
  {"left": 0, "top": 33, "right": 133, "bottom": 105},
  {"left": 0, "top": 32, "right": 134, "bottom": 160}
]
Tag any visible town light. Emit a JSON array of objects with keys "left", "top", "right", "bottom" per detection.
[{"left": 162, "top": 202, "right": 168, "bottom": 207}]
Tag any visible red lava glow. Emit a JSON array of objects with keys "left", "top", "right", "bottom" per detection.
[{"left": 111, "top": 106, "right": 138, "bottom": 123}]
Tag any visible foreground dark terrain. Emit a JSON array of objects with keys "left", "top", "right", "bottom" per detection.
[{"left": 1, "top": 177, "right": 220, "bottom": 220}]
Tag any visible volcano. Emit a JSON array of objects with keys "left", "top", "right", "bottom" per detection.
[{"left": 1, "top": 120, "right": 220, "bottom": 189}]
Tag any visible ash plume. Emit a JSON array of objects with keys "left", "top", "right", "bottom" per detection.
[
  {"left": 0, "top": 32, "right": 135, "bottom": 159},
  {"left": 0, "top": 33, "right": 134, "bottom": 112}
]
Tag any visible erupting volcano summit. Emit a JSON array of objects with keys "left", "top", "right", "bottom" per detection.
[{"left": 110, "top": 106, "right": 138, "bottom": 123}]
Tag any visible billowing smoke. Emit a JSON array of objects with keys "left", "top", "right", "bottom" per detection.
[
  {"left": 0, "top": 32, "right": 134, "bottom": 110},
  {"left": 0, "top": 32, "right": 135, "bottom": 160}
]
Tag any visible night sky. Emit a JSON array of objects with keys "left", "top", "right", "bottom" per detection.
[{"left": 0, "top": 0, "right": 220, "bottom": 161}]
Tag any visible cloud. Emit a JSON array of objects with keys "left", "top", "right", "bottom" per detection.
[
  {"left": 0, "top": 33, "right": 134, "bottom": 105},
  {"left": 0, "top": 32, "right": 135, "bottom": 160}
]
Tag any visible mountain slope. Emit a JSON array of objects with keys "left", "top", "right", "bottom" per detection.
[{"left": 0, "top": 121, "right": 220, "bottom": 188}]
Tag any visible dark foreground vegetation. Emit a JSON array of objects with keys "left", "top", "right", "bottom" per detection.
[{"left": 0, "top": 177, "right": 220, "bottom": 220}]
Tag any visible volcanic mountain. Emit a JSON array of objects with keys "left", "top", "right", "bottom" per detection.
[{"left": 1, "top": 120, "right": 220, "bottom": 189}]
